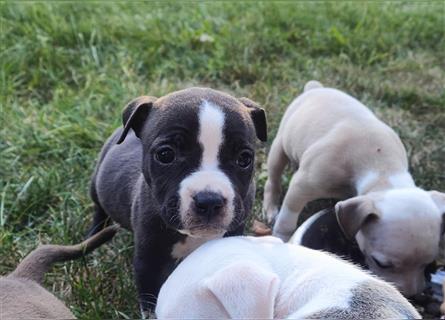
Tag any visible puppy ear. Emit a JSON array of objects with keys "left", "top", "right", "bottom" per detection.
[
  {"left": 335, "top": 196, "right": 380, "bottom": 240},
  {"left": 239, "top": 97, "right": 268, "bottom": 142},
  {"left": 202, "top": 261, "right": 280, "bottom": 319},
  {"left": 116, "top": 96, "right": 157, "bottom": 144}
]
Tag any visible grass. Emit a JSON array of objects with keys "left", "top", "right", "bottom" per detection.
[{"left": 1, "top": 1, "right": 444, "bottom": 319}]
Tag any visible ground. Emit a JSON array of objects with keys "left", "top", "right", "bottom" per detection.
[{"left": 1, "top": 2, "right": 444, "bottom": 319}]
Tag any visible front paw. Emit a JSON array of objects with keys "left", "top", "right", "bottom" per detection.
[
  {"left": 140, "top": 308, "right": 151, "bottom": 319},
  {"left": 140, "top": 302, "right": 155, "bottom": 319},
  {"left": 264, "top": 206, "right": 279, "bottom": 225}
]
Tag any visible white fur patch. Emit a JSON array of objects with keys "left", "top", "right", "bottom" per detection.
[
  {"left": 356, "top": 171, "right": 415, "bottom": 195},
  {"left": 171, "top": 234, "right": 223, "bottom": 260},
  {"left": 199, "top": 100, "right": 225, "bottom": 169},
  {"left": 356, "top": 171, "right": 379, "bottom": 195},
  {"left": 177, "top": 100, "right": 235, "bottom": 232},
  {"left": 388, "top": 171, "right": 415, "bottom": 189},
  {"left": 376, "top": 188, "right": 441, "bottom": 221}
]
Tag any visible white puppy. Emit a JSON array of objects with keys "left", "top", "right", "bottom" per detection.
[
  {"left": 156, "top": 236, "right": 419, "bottom": 319},
  {"left": 264, "top": 81, "right": 444, "bottom": 296}
]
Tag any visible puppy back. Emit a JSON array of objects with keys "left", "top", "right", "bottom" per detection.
[{"left": 9, "top": 224, "right": 119, "bottom": 284}]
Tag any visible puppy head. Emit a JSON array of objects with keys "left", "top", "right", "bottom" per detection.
[
  {"left": 156, "top": 261, "right": 280, "bottom": 319},
  {"left": 335, "top": 188, "right": 444, "bottom": 297},
  {"left": 117, "top": 88, "right": 267, "bottom": 237}
]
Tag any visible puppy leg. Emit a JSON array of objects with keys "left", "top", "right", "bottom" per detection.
[
  {"left": 272, "top": 171, "right": 322, "bottom": 241},
  {"left": 225, "top": 222, "right": 246, "bottom": 237},
  {"left": 134, "top": 243, "right": 165, "bottom": 318},
  {"left": 263, "top": 135, "right": 289, "bottom": 223},
  {"left": 133, "top": 222, "right": 178, "bottom": 318},
  {"left": 86, "top": 173, "right": 111, "bottom": 237}
]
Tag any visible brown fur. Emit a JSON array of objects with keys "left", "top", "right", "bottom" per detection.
[
  {"left": 0, "top": 225, "right": 118, "bottom": 319},
  {"left": 306, "top": 280, "right": 420, "bottom": 319}
]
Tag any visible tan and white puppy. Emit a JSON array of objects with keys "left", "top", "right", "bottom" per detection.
[
  {"left": 156, "top": 236, "right": 420, "bottom": 319},
  {"left": 264, "top": 81, "right": 445, "bottom": 297},
  {"left": 0, "top": 225, "right": 118, "bottom": 319}
]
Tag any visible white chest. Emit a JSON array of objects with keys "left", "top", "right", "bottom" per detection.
[{"left": 171, "top": 235, "right": 221, "bottom": 260}]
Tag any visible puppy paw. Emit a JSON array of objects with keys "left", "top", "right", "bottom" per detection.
[
  {"left": 272, "top": 214, "right": 297, "bottom": 242},
  {"left": 252, "top": 220, "right": 272, "bottom": 236},
  {"left": 264, "top": 206, "right": 279, "bottom": 224},
  {"left": 140, "top": 309, "right": 152, "bottom": 320}
]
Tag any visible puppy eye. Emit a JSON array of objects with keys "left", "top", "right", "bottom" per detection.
[
  {"left": 372, "top": 256, "right": 392, "bottom": 269},
  {"left": 155, "top": 146, "right": 175, "bottom": 164},
  {"left": 236, "top": 150, "right": 253, "bottom": 168}
]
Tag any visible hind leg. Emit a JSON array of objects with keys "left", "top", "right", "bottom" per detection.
[
  {"left": 86, "top": 178, "right": 110, "bottom": 237},
  {"left": 86, "top": 204, "right": 110, "bottom": 237},
  {"left": 263, "top": 135, "right": 289, "bottom": 223}
]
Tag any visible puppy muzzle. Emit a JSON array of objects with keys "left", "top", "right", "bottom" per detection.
[{"left": 178, "top": 170, "right": 236, "bottom": 236}]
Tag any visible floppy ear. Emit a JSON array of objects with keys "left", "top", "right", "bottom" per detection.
[
  {"left": 116, "top": 96, "right": 157, "bottom": 144},
  {"left": 238, "top": 97, "right": 267, "bottom": 142},
  {"left": 335, "top": 196, "right": 380, "bottom": 240},
  {"left": 429, "top": 191, "right": 445, "bottom": 235},
  {"left": 202, "top": 261, "right": 280, "bottom": 319}
]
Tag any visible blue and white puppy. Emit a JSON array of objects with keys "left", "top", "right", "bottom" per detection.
[{"left": 87, "top": 87, "right": 267, "bottom": 315}]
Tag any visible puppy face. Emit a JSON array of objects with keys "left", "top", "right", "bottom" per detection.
[
  {"left": 336, "top": 188, "right": 444, "bottom": 297},
  {"left": 118, "top": 88, "right": 266, "bottom": 237},
  {"left": 174, "top": 101, "right": 237, "bottom": 237}
]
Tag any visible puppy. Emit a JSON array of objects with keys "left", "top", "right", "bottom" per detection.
[
  {"left": 264, "top": 80, "right": 445, "bottom": 296},
  {"left": 156, "top": 236, "right": 420, "bottom": 319},
  {"left": 87, "top": 87, "right": 267, "bottom": 314},
  {"left": 289, "top": 208, "right": 365, "bottom": 267},
  {"left": 0, "top": 225, "right": 118, "bottom": 319}
]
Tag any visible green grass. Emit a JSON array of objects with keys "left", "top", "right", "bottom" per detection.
[{"left": 1, "top": 2, "right": 444, "bottom": 319}]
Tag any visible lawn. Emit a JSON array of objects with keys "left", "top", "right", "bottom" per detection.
[{"left": 1, "top": 2, "right": 444, "bottom": 319}]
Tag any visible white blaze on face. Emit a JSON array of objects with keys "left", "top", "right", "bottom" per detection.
[
  {"left": 199, "top": 100, "right": 224, "bottom": 169},
  {"left": 178, "top": 100, "right": 235, "bottom": 234}
]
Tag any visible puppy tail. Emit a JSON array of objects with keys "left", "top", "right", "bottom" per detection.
[
  {"left": 304, "top": 80, "right": 323, "bottom": 92},
  {"left": 9, "top": 224, "right": 119, "bottom": 284}
]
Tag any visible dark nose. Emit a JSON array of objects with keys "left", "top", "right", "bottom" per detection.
[{"left": 193, "top": 191, "right": 225, "bottom": 218}]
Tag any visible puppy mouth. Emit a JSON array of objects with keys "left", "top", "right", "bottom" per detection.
[
  {"left": 163, "top": 197, "right": 231, "bottom": 237},
  {"left": 177, "top": 224, "right": 227, "bottom": 238}
]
